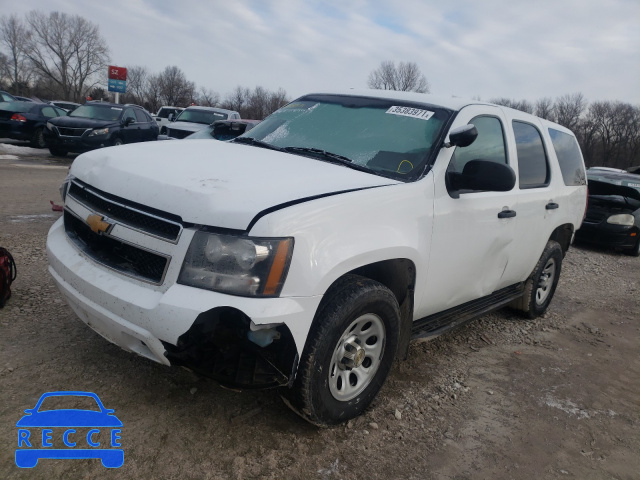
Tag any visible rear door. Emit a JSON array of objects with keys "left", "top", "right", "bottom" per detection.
[{"left": 418, "top": 105, "right": 520, "bottom": 317}]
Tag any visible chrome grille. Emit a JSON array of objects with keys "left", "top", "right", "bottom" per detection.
[
  {"left": 56, "top": 127, "right": 90, "bottom": 137},
  {"left": 63, "top": 210, "right": 169, "bottom": 284},
  {"left": 67, "top": 181, "right": 182, "bottom": 242}
]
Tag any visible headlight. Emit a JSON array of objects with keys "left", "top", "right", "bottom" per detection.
[
  {"left": 89, "top": 127, "right": 109, "bottom": 136},
  {"left": 46, "top": 121, "right": 54, "bottom": 130},
  {"left": 606, "top": 214, "right": 634, "bottom": 226},
  {"left": 59, "top": 175, "right": 73, "bottom": 203},
  {"left": 178, "top": 231, "right": 294, "bottom": 297}
]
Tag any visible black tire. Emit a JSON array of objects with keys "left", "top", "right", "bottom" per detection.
[
  {"left": 510, "top": 240, "right": 563, "bottom": 319},
  {"left": 48, "top": 147, "right": 68, "bottom": 157},
  {"left": 30, "top": 127, "right": 46, "bottom": 148},
  {"left": 625, "top": 237, "right": 640, "bottom": 257},
  {"left": 112, "top": 137, "right": 124, "bottom": 146},
  {"left": 283, "top": 275, "right": 400, "bottom": 426}
]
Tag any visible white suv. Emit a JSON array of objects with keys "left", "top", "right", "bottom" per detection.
[{"left": 47, "top": 90, "right": 587, "bottom": 426}]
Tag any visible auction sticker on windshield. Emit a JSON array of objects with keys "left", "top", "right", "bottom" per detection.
[{"left": 386, "top": 106, "right": 434, "bottom": 121}]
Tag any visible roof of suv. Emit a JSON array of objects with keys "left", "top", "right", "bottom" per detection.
[{"left": 182, "top": 106, "right": 239, "bottom": 115}]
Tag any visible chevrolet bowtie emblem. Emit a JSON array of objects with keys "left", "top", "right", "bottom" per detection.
[{"left": 86, "top": 214, "right": 112, "bottom": 234}]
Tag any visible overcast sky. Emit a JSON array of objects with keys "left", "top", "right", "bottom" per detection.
[{"left": 7, "top": 0, "right": 640, "bottom": 104}]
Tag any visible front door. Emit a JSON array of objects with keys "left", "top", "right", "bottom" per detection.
[{"left": 417, "top": 105, "right": 519, "bottom": 318}]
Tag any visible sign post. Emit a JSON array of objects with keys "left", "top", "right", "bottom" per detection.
[{"left": 107, "top": 66, "right": 127, "bottom": 104}]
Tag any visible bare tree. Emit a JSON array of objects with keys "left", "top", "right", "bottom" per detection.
[
  {"left": 367, "top": 61, "right": 430, "bottom": 93},
  {"left": 157, "top": 65, "right": 195, "bottom": 107},
  {"left": 489, "top": 97, "right": 534, "bottom": 114},
  {"left": 0, "top": 14, "right": 31, "bottom": 94},
  {"left": 534, "top": 97, "right": 555, "bottom": 120},
  {"left": 554, "top": 93, "right": 586, "bottom": 131},
  {"left": 0, "top": 51, "right": 10, "bottom": 89},
  {"left": 124, "top": 65, "right": 149, "bottom": 106},
  {"left": 197, "top": 86, "right": 220, "bottom": 107},
  {"left": 222, "top": 86, "right": 251, "bottom": 113},
  {"left": 23, "top": 11, "right": 109, "bottom": 101}
]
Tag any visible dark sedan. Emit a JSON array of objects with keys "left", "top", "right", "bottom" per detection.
[
  {"left": 576, "top": 170, "right": 640, "bottom": 256},
  {"left": 0, "top": 101, "right": 68, "bottom": 148},
  {"left": 43, "top": 102, "right": 159, "bottom": 156}
]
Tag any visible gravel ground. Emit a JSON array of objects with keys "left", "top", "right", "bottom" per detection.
[{"left": 0, "top": 142, "right": 638, "bottom": 479}]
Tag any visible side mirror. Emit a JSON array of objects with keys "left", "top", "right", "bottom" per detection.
[
  {"left": 448, "top": 160, "right": 516, "bottom": 198},
  {"left": 124, "top": 117, "right": 135, "bottom": 126},
  {"left": 168, "top": 113, "right": 174, "bottom": 121},
  {"left": 445, "top": 124, "right": 478, "bottom": 148}
]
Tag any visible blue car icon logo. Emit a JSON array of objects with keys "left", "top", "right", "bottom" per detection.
[{"left": 16, "top": 391, "right": 123, "bottom": 468}]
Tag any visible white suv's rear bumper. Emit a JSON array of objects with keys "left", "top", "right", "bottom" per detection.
[{"left": 46, "top": 218, "right": 320, "bottom": 364}]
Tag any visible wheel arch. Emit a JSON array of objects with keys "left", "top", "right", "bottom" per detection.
[
  {"left": 321, "top": 258, "right": 416, "bottom": 362},
  {"left": 549, "top": 223, "right": 574, "bottom": 255}
]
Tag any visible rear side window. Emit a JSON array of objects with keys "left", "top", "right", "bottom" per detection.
[
  {"left": 41, "top": 106, "right": 58, "bottom": 118},
  {"left": 134, "top": 109, "right": 148, "bottom": 123},
  {"left": 513, "top": 121, "right": 548, "bottom": 188},
  {"left": 548, "top": 128, "right": 586, "bottom": 186},
  {"left": 449, "top": 116, "right": 507, "bottom": 173}
]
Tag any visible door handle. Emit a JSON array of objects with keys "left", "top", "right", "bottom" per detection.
[
  {"left": 498, "top": 210, "right": 516, "bottom": 219},
  {"left": 545, "top": 202, "right": 559, "bottom": 210}
]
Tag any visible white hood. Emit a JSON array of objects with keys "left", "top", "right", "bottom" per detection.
[{"left": 70, "top": 140, "right": 399, "bottom": 230}]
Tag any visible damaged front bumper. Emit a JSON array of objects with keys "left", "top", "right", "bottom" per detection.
[{"left": 46, "top": 218, "right": 321, "bottom": 388}]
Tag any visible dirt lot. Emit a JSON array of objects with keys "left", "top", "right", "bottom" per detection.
[{"left": 0, "top": 143, "right": 638, "bottom": 479}]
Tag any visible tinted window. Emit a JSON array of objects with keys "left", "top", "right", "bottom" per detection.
[
  {"left": 548, "top": 128, "right": 586, "bottom": 186},
  {"left": 449, "top": 116, "right": 507, "bottom": 173},
  {"left": 41, "top": 106, "right": 58, "bottom": 118},
  {"left": 123, "top": 108, "right": 136, "bottom": 123},
  {"left": 134, "top": 109, "right": 148, "bottom": 123},
  {"left": 513, "top": 121, "right": 548, "bottom": 188}
]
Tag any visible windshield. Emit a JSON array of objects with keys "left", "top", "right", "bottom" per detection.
[
  {"left": 175, "top": 109, "right": 228, "bottom": 125},
  {"left": 237, "top": 94, "right": 452, "bottom": 180},
  {"left": 70, "top": 105, "right": 123, "bottom": 121}
]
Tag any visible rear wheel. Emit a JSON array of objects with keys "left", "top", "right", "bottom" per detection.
[
  {"left": 48, "top": 147, "right": 68, "bottom": 157},
  {"left": 283, "top": 275, "right": 400, "bottom": 426},
  {"left": 510, "top": 240, "right": 563, "bottom": 318},
  {"left": 30, "top": 127, "right": 46, "bottom": 148}
]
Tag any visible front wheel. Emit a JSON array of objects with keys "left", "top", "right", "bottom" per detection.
[
  {"left": 283, "top": 275, "right": 400, "bottom": 426},
  {"left": 626, "top": 237, "right": 640, "bottom": 257},
  {"left": 31, "top": 127, "right": 46, "bottom": 148},
  {"left": 511, "top": 240, "right": 563, "bottom": 318},
  {"left": 112, "top": 137, "right": 124, "bottom": 146},
  {"left": 48, "top": 147, "right": 68, "bottom": 157}
]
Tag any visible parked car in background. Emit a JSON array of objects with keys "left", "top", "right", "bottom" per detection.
[
  {"left": 576, "top": 170, "right": 640, "bottom": 256},
  {"left": 0, "top": 101, "right": 68, "bottom": 148},
  {"left": 588, "top": 166, "right": 627, "bottom": 174},
  {"left": 14, "top": 96, "right": 36, "bottom": 102},
  {"left": 43, "top": 102, "right": 159, "bottom": 156},
  {"left": 186, "top": 119, "right": 261, "bottom": 140},
  {"left": 50, "top": 100, "right": 81, "bottom": 112},
  {"left": 0, "top": 91, "right": 17, "bottom": 102},
  {"left": 153, "top": 106, "right": 184, "bottom": 132},
  {"left": 163, "top": 106, "right": 240, "bottom": 138}
]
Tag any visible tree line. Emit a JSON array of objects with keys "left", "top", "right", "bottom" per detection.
[
  {"left": 1, "top": 11, "right": 638, "bottom": 168},
  {"left": 488, "top": 93, "right": 640, "bottom": 170},
  {"left": 0, "top": 11, "right": 289, "bottom": 119}
]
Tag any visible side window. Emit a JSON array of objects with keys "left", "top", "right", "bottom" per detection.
[
  {"left": 548, "top": 128, "right": 586, "bottom": 186},
  {"left": 134, "top": 109, "right": 148, "bottom": 123},
  {"left": 123, "top": 108, "right": 136, "bottom": 124},
  {"left": 448, "top": 116, "right": 507, "bottom": 173},
  {"left": 513, "top": 121, "right": 549, "bottom": 188},
  {"left": 41, "top": 106, "right": 58, "bottom": 118}
]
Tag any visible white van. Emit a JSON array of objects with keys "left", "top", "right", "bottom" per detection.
[{"left": 47, "top": 90, "right": 587, "bottom": 425}]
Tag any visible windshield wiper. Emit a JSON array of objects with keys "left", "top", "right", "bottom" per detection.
[
  {"left": 232, "top": 137, "right": 284, "bottom": 152},
  {"left": 282, "top": 147, "right": 353, "bottom": 164}
]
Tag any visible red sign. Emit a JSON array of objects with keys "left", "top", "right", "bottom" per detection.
[{"left": 108, "top": 66, "right": 127, "bottom": 81}]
